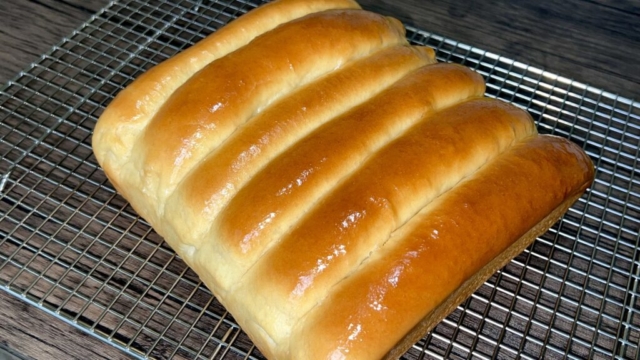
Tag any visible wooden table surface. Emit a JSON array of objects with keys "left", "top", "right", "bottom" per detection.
[{"left": 0, "top": 0, "right": 638, "bottom": 359}]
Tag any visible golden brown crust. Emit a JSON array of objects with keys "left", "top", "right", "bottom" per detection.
[
  {"left": 215, "top": 63, "right": 485, "bottom": 260},
  {"left": 289, "top": 135, "right": 594, "bottom": 359},
  {"left": 133, "top": 9, "right": 407, "bottom": 204},
  {"left": 124, "top": 10, "right": 406, "bottom": 238},
  {"left": 382, "top": 190, "right": 584, "bottom": 360},
  {"left": 186, "top": 63, "right": 485, "bottom": 305},
  {"left": 163, "top": 45, "right": 436, "bottom": 251},
  {"left": 92, "top": 1, "right": 596, "bottom": 358},
  {"left": 92, "top": 0, "right": 363, "bottom": 231},
  {"left": 93, "top": 0, "right": 360, "bottom": 166},
  {"left": 228, "top": 98, "right": 536, "bottom": 352}
]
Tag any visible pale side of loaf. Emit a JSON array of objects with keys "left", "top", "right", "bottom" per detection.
[{"left": 92, "top": 0, "right": 595, "bottom": 359}]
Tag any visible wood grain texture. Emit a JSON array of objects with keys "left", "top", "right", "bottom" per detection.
[
  {"left": 0, "top": 0, "right": 637, "bottom": 95},
  {"left": 358, "top": 0, "right": 640, "bottom": 100},
  {"left": 0, "top": 290, "right": 131, "bottom": 360},
  {"left": 0, "top": 1, "right": 117, "bottom": 358},
  {"left": 0, "top": 0, "right": 109, "bottom": 85}
]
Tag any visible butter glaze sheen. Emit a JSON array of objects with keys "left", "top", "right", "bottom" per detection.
[{"left": 92, "top": 0, "right": 595, "bottom": 358}]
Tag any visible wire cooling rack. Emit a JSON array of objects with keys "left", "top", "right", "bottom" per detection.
[{"left": 0, "top": 0, "right": 638, "bottom": 359}]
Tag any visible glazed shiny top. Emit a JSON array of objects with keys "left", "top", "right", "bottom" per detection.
[{"left": 92, "top": 0, "right": 595, "bottom": 358}]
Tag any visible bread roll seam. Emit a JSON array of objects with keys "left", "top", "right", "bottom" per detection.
[
  {"left": 159, "top": 42, "right": 418, "bottom": 224},
  {"left": 285, "top": 133, "right": 538, "bottom": 343},
  {"left": 224, "top": 96, "right": 483, "bottom": 293}
]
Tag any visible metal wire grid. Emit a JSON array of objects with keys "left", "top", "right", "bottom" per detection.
[{"left": 0, "top": 0, "right": 637, "bottom": 359}]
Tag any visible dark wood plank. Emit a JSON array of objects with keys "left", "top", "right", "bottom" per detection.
[
  {"left": 0, "top": 3, "right": 118, "bottom": 359},
  {"left": 587, "top": 0, "right": 640, "bottom": 14},
  {"left": 358, "top": 0, "right": 640, "bottom": 100},
  {"left": 0, "top": 290, "right": 132, "bottom": 360},
  {"left": 2, "top": 0, "right": 638, "bottom": 99},
  {"left": 0, "top": 0, "right": 109, "bottom": 85}
]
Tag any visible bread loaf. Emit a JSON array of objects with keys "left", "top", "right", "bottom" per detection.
[{"left": 92, "top": 0, "right": 595, "bottom": 358}]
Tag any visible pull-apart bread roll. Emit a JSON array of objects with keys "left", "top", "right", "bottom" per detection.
[{"left": 92, "top": 0, "right": 595, "bottom": 358}]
